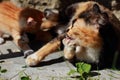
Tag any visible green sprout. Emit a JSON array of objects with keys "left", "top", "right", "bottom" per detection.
[
  {"left": 19, "top": 70, "right": 31, "bottom": 80},
  {"left": 68, "top": 62, "right": 91, "bottom": 80},
  {"left": 0, "top": 66, "right": 7, "bottom": 74},
  {"left": 21, "top": 76, "right": 31, "bottom": 80}
]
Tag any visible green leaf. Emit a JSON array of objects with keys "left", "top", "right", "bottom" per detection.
[
  {"left": 0, "top": 60, "right": 5, "bottom": 63},
  {"left": 82, "top": 63, "right": 91, "bottom": 73},
  {"left": 0, "top": 69, "right": 7, "bottom": 73},
  {"left": 79, "top": 76, "right": 85, "bottom": 80},
  {"left": 67, "top": 69, "right": 77, "bottom": 75},
  {"left": 76, "top": 62, "right": 84, "bottom": 75},
  {"left": 21, "top": 76, "right": 31, "bottom": 80},
  {"left": 22, "top": 65, "right": 28, "bottom": 68},
  {"left": 76, "top": 62, "right": 91, "bottom": 75},
  {"left": 0, "top": 66, "right": 1, "bottom": 70}
]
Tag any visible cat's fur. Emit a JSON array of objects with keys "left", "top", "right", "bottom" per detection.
[
  {"left": 63, "top": 2, "right": 120, "bottom": 68},
  {"left": 26, "top": 1, "right": 120, "bottom": 68},
  {"left": 0, "top": 2, "right": 55, "bottom": 57}
]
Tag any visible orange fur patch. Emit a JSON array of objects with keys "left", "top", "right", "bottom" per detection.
[{"left": 67, "top": 19, "right": 102, "bottom": 48}]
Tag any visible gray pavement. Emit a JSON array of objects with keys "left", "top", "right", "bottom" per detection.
[
  {"left": 0, "top": 40, "right": 76, "bottom": 80},
  {"left": 0, "top": 40, "right": 120, "bottom": 80}
]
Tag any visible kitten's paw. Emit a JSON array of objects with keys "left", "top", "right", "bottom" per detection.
[
  {"left": 24, "top": 49, "right": 34, "bottom": 58},
  {"left": 0, "top": 38, "right": 4, "bottom": 44},
  {"left": 25, "top": 53, "right": 42, "bottom": 66}
]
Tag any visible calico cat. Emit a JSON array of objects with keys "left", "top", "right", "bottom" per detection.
[
  {"left": 26, "top": 1, "right": 120, "bottom": 68},
  {"left": 0, "top": 2, "right": 57, "bottom": 57}
]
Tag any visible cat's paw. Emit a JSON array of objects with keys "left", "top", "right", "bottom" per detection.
[
  {"left": 25, "top": 53, "right": 42, "bottom": 66},
  {"left": 0, "top": 37, "right": 4, "bottom": 44},
  {"left": 24, "top": 49, "right": 34, "bottom": 58}
]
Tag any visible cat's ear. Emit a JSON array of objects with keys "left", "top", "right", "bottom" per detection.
[
  {"left": 44, "top": 9, "right": 59, "bottom": 21},
  {"left": 65, "top": 3, "right": 77, "bottom": 18},
  {"left": 27, "top": 17, "right": 37, "bottom": 26},
  {"left": 92, "top": 4, "right": 101, "bottom": 13}
]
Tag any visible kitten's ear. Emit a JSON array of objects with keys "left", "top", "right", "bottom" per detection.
[
  {"left": 44, "top": 9, "right": 59, "bottom": 21},
  {"left": 65, "top": 3, "right": 77, "bottom": 18},
  {"left": 92, "top": 4, "right": 101, "bottom": 13},
  {"left": 27, "top": 17, "right": 37, "bottom": 26}
]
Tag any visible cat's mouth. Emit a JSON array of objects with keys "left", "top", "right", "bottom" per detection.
[{"left": 62, "top": 34, "right": 76, "bottom": 46}]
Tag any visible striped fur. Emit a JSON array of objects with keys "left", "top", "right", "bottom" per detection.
[{"left": 0, "top": 2, "right": 52, "bottom": 57}]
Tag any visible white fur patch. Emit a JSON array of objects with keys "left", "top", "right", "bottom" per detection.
[
  {"left": 24, "top": 49, "right": 34, "bottom": 55},
  {"left": 0, "top": 37, "right": 4, "bottom": 44},
  {"left": 74, "top": 46, "right": 101, "bottom": 63},
  {"left": 86, "top": 47, "right": 100, "bottom": 63},
  {"left": 26, "top": 53, "right": 38, "bottom": 66},
  {"left": 57, "top": 29, "right": 63, "bottom": 35},
  {"left": 30, "top": 53, "right": 38, "bottom": 60},
  {"left": 75, "top": 46, "right": 82, "bottom": 53}
]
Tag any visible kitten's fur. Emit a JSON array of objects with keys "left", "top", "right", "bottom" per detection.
[{"left": 0, "top": 2, "right": 54, "bottom": 57}]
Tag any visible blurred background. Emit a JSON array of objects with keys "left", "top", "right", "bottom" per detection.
[{"left": 1, "top": 0, "right": 120, "bottom": 21}]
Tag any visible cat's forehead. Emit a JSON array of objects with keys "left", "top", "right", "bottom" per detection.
[
  {"left": 67, "top": 2, "right": 103, "bottom": 32},
  {"left": 74, "top": 1, "right": 99, "bottom": 17},
  {"left": 68, "top": 19, "right": 98, "bottom": 31}
]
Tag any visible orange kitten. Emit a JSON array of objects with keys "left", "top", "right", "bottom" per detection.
[{"left": 0, "top": 2, "right": 52, "bottom": 57}]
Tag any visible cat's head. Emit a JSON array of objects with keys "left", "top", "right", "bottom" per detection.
[{"left": 40, "top": 9, "right": 59, "bottom": 31}]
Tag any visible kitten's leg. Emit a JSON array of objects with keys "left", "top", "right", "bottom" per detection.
[
  {"left": 21, "top": 33, "right": 34, "bottom": 57},
  {"left": 26, "top": 38, "right": 61, "bottom": 66},
  {"left": 12, "top": 31, "right": 33, "bottom": 57},
  {"left": 0, "top": 32, "right": 4, "bottom": 44}
]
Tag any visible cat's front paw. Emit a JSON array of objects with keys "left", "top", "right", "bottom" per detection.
[
  {"left": 24, "top": 49, "right": 34, "bottom": 58},
  {"left": 25, "top": 53, "right": 43, "bottom": 66},
  {"left": 0, "top": 37, "right": 4, "bottom": 44}
]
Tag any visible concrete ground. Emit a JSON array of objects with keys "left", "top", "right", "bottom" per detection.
[{"left": 0, "top": 40, "right": 120, "bottom": 80}]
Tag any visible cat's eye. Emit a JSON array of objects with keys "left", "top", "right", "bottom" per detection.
[
  {"left": 71, "top": 19, "right": 77, "bottom": 28},
  {"left": 66, "top": 28, "right": 70, "bottom": 32}
]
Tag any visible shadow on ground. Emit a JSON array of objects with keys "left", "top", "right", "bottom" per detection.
[{"left": 32, "top": 57, "right": 65, "bottom": 67}]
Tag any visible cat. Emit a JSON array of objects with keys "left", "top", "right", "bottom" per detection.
[
  {"left": 26, "top": 1, "right": 120, "bottom": 69},
  {"left": 0, "top": 1, "right": 58, "bottom": 57}
]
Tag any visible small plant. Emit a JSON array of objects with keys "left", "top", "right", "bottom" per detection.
[
  {"left": 21, "top": 76, "right": 31, "bottom": 80},
  {"left": 0, "top": 66, "right": 7, "bottom": 74},
  {"left": 19, "top": 71, "right": 31, "bottom": 80},
  {"left": 0, "top": 60, "right": 5, "bottom": 63},
  {"left": 22, "top": 65, "right": 28, "bottom": 68},
  {"left": 68, "top": 62, "right": 91, "bottom": 80}
]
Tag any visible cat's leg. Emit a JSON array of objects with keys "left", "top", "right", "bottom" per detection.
[
  {"left": 0, "top": 32, "right": 4, "bottom": 44},
  {"left": 63, "top": 46, "right": 75, "bottom": 60},
  {"left": 62, "top": 37, "right": 76, "bottom": 60},
  {"left": 12, "top": 30, "right": 33, "bottom": 57},
  {"left": 26, "top": 38, "right": 61, "bottom": 66}
]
